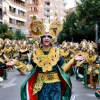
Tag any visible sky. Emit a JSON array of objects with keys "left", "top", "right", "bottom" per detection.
[{"left": 66, "top": 0, "right": 76, "bottom": 9}]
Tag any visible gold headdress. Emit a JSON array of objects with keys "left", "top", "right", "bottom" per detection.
[
  {"left": 50, "top": 20, "right": 62, "bottom": 37},
  {"left": 30, "top": 16, "right": 45, "bottom": 36},
  {"left": 62, "top": 41, "right": 67, "bottom": 48},
  {"left": 88, "top": 43, "right": 95, "bottom": 53},
  {"left": 30, "top": 16, "right": 62, "bottom": 44},
  {"left": 30, "top": 20, "right": 44, "bottom": 36}
]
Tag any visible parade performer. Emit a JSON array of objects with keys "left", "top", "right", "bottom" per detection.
[
  {"left": 84, "top": 43, "right": 98, "bottom": 88},
  {"left": 78, "top": 41, "right": 89, "bottom": 86},
  {"left": 0, "top": 40, "right": 8, "bottom": 80},
  {"left": 15, "top": 41, "right": 30, "bottom": 75},
  {"left": 95, "top": 90, "right": 100, "bottom": 99},
  {"left": 6, "top": 18, "right": 82, "bottom": 100},
  {"left": 3, "top": 40, "right": 12, "bottom": 70},
  {"left": 60, "top": 41, "right": 74, "bottom": 76},
  {"left": 67, "top": 42, "right": 76, "bottom": 76},
  {"left": 74, "top": 43, "right": 84, "bottom": 80},
  {"left": 11, "top": 40, "right": 19, "bottom": 59}
]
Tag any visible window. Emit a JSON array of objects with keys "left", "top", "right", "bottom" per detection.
[
  {"left": 60, "top": 17, "right": 63, "bottom": 20},
  {"left": 50, "top": 16, "right": 54, "bottom": 19},
  {"left": 30, "top": 7, "right": 33, "bottom": 12},
  {"left": 60, "top": 11, "right": 63, "bottom": 14},
  {"left": 55, "top": 4, "right": 58, "bottom": 7},
  {"left": 61, "top": 0, "right": 67, "bottom": 2},
  {"left": 63, "top": 4, "right": 67, "bottom": 7},
  {"left": 50, "top": 3, "right": 53, "bottom": 6},
  {"left": 46, "top": 9, "right": 50, "bottom": 12},
  {"left": 50, "top": 10, "right": 53, "bottom": 13},
  {"left": 30, "top": 0, "right": 33, "bottom": 4}
]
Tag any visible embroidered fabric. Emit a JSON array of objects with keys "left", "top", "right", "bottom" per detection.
[{"left": 38, "top": 82, "right": 61, "bottom": 100}]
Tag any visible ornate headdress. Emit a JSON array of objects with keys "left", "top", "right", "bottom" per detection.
[{"left": 30, "top": 16, "right": 62, "bottom": 43}]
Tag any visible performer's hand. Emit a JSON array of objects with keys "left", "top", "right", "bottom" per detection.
[
  {"left": 74, "top": 54, "right": 85, "bottom": 61},
  {"left": 6, "top": 59, "right": 16, "bottom": 66}
]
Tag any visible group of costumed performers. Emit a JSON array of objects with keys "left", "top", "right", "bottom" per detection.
[
  {"left": 6, "top": 17, "right": 85, "bottom": 100},
  {"left": 0, "top": 17, "right": 99, "bottom": 99},
  {"left": 0, "top": 38, "right": 9, "bottom": 82},
  {"left": 0, "top": 38, "right": 34, "bottom": 82},
  {"left": 95, "top": 40, "right": 100, "bottom": 99},
  {"left": 60, "top": 40, "right": 100, "bottom": 88}
]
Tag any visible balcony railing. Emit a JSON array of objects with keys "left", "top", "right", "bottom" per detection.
[
  {"left": 8, "top": 0, "right": 26, "bottom": 9},
  {"left": 44, "top": 5, "right": 50, "bottom": 8},
  {"left": 8, "top": 10, "right": 26, "bottom": 19},
  {"left": 0, "top": 0, "right": 2, "bottom": 5},
  {"left": 9, "top": 23, "right": 26, "bottom": 29},
  {"left": 0, "top": 15, "right": 2, "bottom": 20}
]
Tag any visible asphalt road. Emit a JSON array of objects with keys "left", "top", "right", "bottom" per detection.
[{"left": 0, "top": 69, "right": 99, "bottom": 100}]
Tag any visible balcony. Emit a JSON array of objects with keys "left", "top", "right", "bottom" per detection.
[
  {"left": 0, "top": 0, "right": 2, "bottom": 8},
  {"left": 44, "top": 0, "right": 50, "bottom": 1},
  {"left": 8, "top": 10, "right": 26, "bottom": 19},
  {"left": 8, "top": 0, "right": 26, "bottom": 10},
  {"left": 28, "top": 11, "right": 38, "bottom": 15},
  {"left": 44, "top": 5, "right": 50, "bottom": 8},
  {"left": 9, "top": 23, "right": 26, "bottom": 29}
]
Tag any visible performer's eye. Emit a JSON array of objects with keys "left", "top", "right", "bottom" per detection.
[
  {"left": 35, "top": 51, "right": 36, "bottom": 54},
  {"left": 49, "top": 63, "right": 51, "bottom": 65},
  {"left": 51, "top": 59, "right": 54, "bottom": 61},
  {"left": 39, "top": 60, "right": 42, "bottom": 62}
]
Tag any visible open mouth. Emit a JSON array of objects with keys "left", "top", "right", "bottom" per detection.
[{"left": 44, "top": 40, "right": 50, "bottom": 44}]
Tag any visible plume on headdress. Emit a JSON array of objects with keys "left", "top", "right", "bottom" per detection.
[{"left": 50, "top": 20, "right": 62, "bottom": 37}]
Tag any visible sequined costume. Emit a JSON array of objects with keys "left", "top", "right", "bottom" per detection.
[{"left": 15, "top": 47, "right": 74, "bottom": 100}]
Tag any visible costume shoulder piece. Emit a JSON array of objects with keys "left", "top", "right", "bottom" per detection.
[
  {"left": 20, "top": 49, "right": 28, "bottom": 53},
  {"left": 32, "top": 47, "right": 60, "bottom": 72}
]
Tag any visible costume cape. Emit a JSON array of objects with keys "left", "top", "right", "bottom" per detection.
[{"left": 21, "top": 66, "right": 72, "bottom": 100}]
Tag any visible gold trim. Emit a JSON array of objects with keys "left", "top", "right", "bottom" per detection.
[{"left": 33, "top": 47, "right": 60, "bottom": 72}]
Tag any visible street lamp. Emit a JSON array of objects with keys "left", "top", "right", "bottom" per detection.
[{"left": 94, "top": 21, "right": 98, "bottom": 45}]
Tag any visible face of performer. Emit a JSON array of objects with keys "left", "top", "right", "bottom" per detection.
[
  {"left": 89, "top": 50, "right": 93, "bottom": 55},
  {"left": 42, "top": 35, "right": 52, "bottom": 46}
]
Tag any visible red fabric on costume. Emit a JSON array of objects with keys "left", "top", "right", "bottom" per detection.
[
  {"left": 28, "top": 71, "right": 38, "bottom": 100},
  {"left": 98, "top": 90, "right": 100, "bottom": 93},
  {"left": 58, "top": 72, "right": 67, "bottom": 96}
]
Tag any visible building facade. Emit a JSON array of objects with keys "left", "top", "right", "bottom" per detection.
[
  {"left": 26, "top": 0, "right": 44, "bottom": 37},
  {"left": 0, "top": 0, "right": 3, "bottom": 23},
  {"left": 43, "top": 0, "right": 67, "bottom": 23},
  {"left": 2, "top": 0, "right": 27, "bottom": 33}
]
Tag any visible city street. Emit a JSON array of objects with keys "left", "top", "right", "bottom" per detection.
[{"left": 0, "top": 69, "right": 99, "bottom": 100}]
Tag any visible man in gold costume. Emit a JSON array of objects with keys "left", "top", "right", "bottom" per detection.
[{"left": 6, "top": 18, "right": 84, "bottom": 100}]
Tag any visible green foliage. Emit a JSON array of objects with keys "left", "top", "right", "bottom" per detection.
[
  {"left": 0, "top": 24, "right": 15, "bottom": 39},
  {"left": 14, "top": 30, "right": 27, "bottom": 40},
  {"left": 57, "top": 0, "right": 100, "bottom": 43},
  {"left": 0, "top": 23, "right": 8, "bottom": 34},
  {"left": 28, "top": 40, "right": 35, "bottom": 44}
]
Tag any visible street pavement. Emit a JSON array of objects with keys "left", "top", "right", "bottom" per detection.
[{"left": 0, "top": 69, "right": 99, "bottom": 100}]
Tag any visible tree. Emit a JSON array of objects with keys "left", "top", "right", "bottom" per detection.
[
  {"left": 0, "top": 23, "right": 9, "bottom": 39},
  {"left": 57, "top": 12, "right": 77, "bottom": 43},
  {"left": 75, "top": 0, "right": 100, "bottom": 41},
  {"left": 0, "top": 23, "right": 8, "bottom": 34},
  {"left": 57, "top": 0, "right": 100, "bottom": 43},
  {"left": 14, "top": 30, "right": 27, "bottom": 40}
]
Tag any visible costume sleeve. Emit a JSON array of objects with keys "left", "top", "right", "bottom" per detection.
[
  {"left": 14, "top": 59, "right": 36, "bottom": 72},
  {"left": 57, "top": 57, "right": 66, "bottom": 66},
  {"left": 30, "top": 59, "right": 37, "bottom": 67},
  {"left": 61, "top": 58, "right": 75, "bottom": 72}
]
